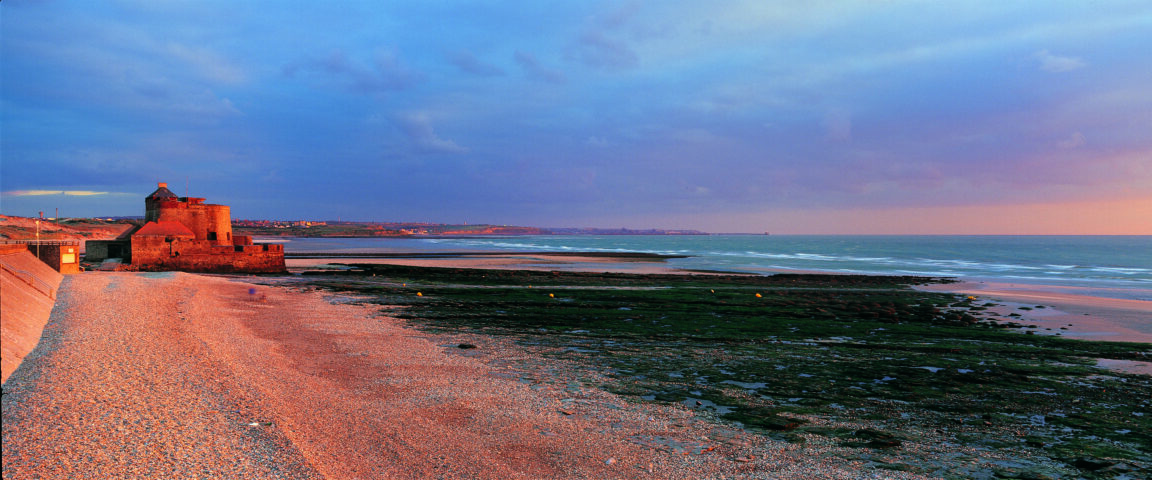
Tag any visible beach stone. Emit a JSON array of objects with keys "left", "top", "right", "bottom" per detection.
[
  {"left": 760, "top": 415, "right": 804, "bottom": 431},
  {"left": 850, "top": 429, "right": 902, "bottom": 449},
  {"left": 1072, "top": 457, "right": 1115, "bottom": 471}
]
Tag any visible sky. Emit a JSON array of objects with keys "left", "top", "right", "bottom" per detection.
[{"left": 2, "top": 1, "right": 1150, "bottom": 234}]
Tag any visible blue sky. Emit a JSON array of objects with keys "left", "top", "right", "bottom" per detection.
[{"left": 3, "top": 1, "right": 1150, "bottom": 233}]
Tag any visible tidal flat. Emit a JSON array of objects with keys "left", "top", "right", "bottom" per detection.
[{"left": 299, "top": 265, "right": 1151, "bottom": 479}]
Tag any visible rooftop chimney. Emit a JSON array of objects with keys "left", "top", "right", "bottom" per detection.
[{"left": 159, "top": 182, "right": 168, "bottom": 188}]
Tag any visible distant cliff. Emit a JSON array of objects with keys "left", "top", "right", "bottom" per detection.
[
  {"left": 544, "top": 227, "right": 708, "bottom": 235},
  {"left": 2, "top": 215, "right": 707, "bottom": 240},
  {"left": 233, "top": 220, "right": 706, "bottom": 237}
]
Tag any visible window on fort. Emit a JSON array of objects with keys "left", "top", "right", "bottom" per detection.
[
  {"left": 208, "top": 232, "right": 217, "bottom": 240},
  {"left": 227, "top": 232, "right": 231, "bottom": 241}
]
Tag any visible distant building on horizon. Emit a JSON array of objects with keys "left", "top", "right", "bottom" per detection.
[{"left": 86, "top": 183, "right": 285, "bottom": 273}]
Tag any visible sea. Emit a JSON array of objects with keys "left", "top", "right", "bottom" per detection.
[{"left": 277, "top": 235, "right": 1152, "bottom": 301}]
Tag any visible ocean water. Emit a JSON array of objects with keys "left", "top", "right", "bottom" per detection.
[{"left": 280, "top": 235, "right": 1152, "bottom": 300}]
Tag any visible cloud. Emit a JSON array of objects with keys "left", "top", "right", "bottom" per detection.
[
  {"left": 1057, "top": 131, "right": 1086, "bottom": 149},
  {"left": 285, "top": 49, "right": 422, "bottom": 93},
  {"left": 564, "top": 2, "right": 642, "bottom": 71},
  {"left": 3, "top": 28, "right": 245, "bottom": 121},
  {"left": 395, "top": 113, "right": 469, "bottom": 154},
  {"left": 130, "top": 87, "right": 242, "bottom": 119},
  {"left": 684, "top": 184, "right": 710, "bottom": 196},
  {"left": 595, "top": 0, "right": 644, "bottom": 30},
  {"left": 164, "top": 43, "right": 246, "bottom": 84},
  {"left": 513, "top": 51, "right": 566, "bottom": 83},
  {"left": 2, "top": 190, "right": 131, "bottom": 197},
  {"left": 585, "top": 136, "right": 611, "bottom": 147},
  {"left": 447, "top": 50, "right": 505, "bottom": 77},
  {"left": 823, "top": 110, "right": 852, "bottom": 141},
  {"left": 1035, "top": 49, "right": 1086, "bottom": 72},
  {"left": 567, "top": 31, "right": 639, "bottom": 70},
  {"left": 5, "top": 0, "right": 1149, "bottom": 228}
]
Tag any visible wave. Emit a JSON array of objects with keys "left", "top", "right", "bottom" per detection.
[
  {"left": 410, "top": 235, "right": 1152, "bottom": 288},
  {"left": 1090, "top": 266, "right": 1152, "bottom": 275}
]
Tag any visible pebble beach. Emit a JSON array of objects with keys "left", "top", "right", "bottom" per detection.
[{"left": 1, "top": 271, "right": 928, "bottom": 479}]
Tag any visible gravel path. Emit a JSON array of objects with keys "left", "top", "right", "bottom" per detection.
[{"left": 3, "top": 272, "right": 921, "bottom": 479}]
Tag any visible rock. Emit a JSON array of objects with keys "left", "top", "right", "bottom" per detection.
[
  {"left": 994, "top": 469, "right": 1055, "bottom": 479},
  {"left": 1072, "top": 457, "right": 1115, "bottom": 471},
  {"left": 760, "top": 415, "right": 804, "bottom": 431},
  {"left": 852, "top": 429, "right": 902, "bottom": 448}
]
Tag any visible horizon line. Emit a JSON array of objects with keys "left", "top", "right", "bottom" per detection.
[{"left": 4, "top": 213, "right": 1149, "bottom": 237}]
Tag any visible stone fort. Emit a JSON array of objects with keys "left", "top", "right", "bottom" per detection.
[{"left": 87, "top": 183, "right": 285, "bottom": 273}]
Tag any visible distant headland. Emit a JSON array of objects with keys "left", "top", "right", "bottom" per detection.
[{"left": 1, "top": 215, "right": 709, "bottom": 241}]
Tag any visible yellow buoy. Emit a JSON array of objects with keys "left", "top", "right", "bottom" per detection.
[
  {"left": 549, "top": 293, "right": 555, "bottom": 298},
  {"left": 417, "top": 292, "right": 423, "bottom": 297},
  {"left": 755, "top": 293, "right": 762, "bottom": 298}
]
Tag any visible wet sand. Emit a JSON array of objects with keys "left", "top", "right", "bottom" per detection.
[
  {"left": 2, "top": 271, "right": 902, "bottom": 479},
  {"left": 919, "top": 281, "right": 1152, "bottom": 375},
  {"left": 918, "top": 281, "right": 1152, "bottom": 344},
  {"left": 287, "top": 253, "right": 697, "bottom": 275}
]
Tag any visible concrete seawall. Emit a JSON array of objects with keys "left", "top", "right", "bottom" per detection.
[{"left": 1, "top": 244, "right": 63, "bottom": 384}]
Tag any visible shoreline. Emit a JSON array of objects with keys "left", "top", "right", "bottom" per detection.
[
  {"left": 6, "top": 266, "right": 1150, "bottom": 477},
  {"left": 287, "top": 252, "right": 699, "bottom": 275},
  {"left": 291, "top": 253, "right": 1150, "bottom": 376},
  {"left": 288, "top": 252, "right": 1150, "bottom": 344},
  {"left": 917, "top": 281, "right": 1152, "bottom": 345},
  {"left": 285, "top": 251, "right": 688, "bottom": 259}
]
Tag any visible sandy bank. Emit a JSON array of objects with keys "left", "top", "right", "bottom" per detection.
[
  {"left": 2, "top": 271, "right": 902, "bottom": 479},
  {"left": 918, "top": 281, "right": 1152, "bottom": 344},
  {"left": 288, "top": 253, "right": 691, "bottom": 275}
]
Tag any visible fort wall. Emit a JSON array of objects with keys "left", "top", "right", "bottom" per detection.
[
  {"left": 1, "top": 241, "right": 82, "bottom": 274},
  {"left": 206, "top": 205, "right": 233, "bottom": 245},
  {"left": 131, "top": 238, "right": 284, "bottom": 273},
  {"left": 94, "top": 183, "right": 285, "bottom": 273},
  {"left": 154, "top": 201, "right": 203, "bottom": 239},
  {"left": 86, "top": 241, "right": 108, "bottom": 260},
  {"left": 36, "top": 243, "right": 82, "bottom": 274},
  {"left": 152, "top": 202, "right": 233, "bottom": 245},
  {"left": 84, "top": 239, "right": 131, "bottom": 262}
]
